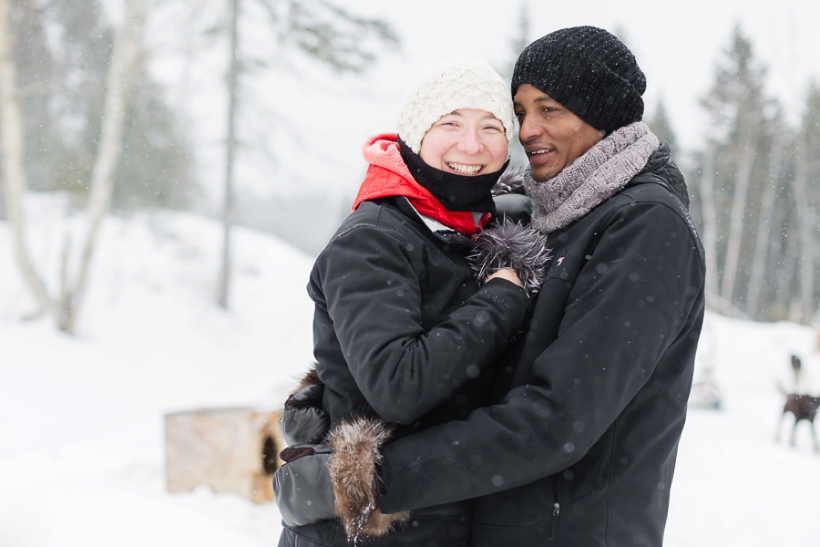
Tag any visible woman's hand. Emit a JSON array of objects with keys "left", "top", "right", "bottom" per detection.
[{"left": 486, "top": 267, "right": 523, "bottom": 287}]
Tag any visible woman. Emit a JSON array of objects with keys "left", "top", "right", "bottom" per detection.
[{"left": 276, "top": 57, "right": 547, "bottom": 547}]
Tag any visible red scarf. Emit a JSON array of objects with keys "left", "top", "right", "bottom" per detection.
[{"left": 351, "top": 134, "right": 492, "bottom": 236}]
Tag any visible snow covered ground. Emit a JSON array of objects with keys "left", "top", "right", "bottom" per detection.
[{"left": 2, "top": 201, "right": 819, "bottom": 546}]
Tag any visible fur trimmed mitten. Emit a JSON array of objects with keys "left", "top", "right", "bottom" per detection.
[
  {"left": 470, "top": 218, "right": 551, "bottom": 298},
  {"left": 327, "top": 418, "right": 409, "bottom": 542},
  {"left": 281, "top": 368, "right": 330, "bottom": 447}
]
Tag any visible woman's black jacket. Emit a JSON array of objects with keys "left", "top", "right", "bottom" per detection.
[
  {"left": 375, "top": 144, "right": 707, "bottom": 546},
  {"left": 290, "top": 196, "right": 531, "bottom": 546}
]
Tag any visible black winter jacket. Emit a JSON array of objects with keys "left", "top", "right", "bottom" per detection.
[
  {"left": 375, "top": 144, "right": 706, "bottom": 546},
  {"left": 291, "top": 196, "right": 531, "bottom": 547}
]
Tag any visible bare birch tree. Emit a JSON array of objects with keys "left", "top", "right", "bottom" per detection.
[
  {"left": 745, "top": 123, "right": 784, "bottom": 317},
  {"left": 697, "top": 148, "right": 721, "bottom": 306},
  {"left": 216, "top": 0, "right": 240, "bottom": 310},
  {"left": 0, "top": 0, "right": 49, "bottom": 317},
  {"left": 792, "top": 135, "right": 814, "bottom": 322},
  {"left": 719, "top": 137, "right": 755, "bottom": 303},
  {"left": 57, "top": 0, "right": 147, "bottom": 333}
]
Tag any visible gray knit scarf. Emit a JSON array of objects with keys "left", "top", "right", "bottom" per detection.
[{"left": 523, "top": 122, "right": 659, "bottom": 235}]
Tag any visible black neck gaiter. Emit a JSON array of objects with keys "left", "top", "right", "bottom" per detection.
[{"left": 398, "top": 138, "right": 508, "bottom": 213}]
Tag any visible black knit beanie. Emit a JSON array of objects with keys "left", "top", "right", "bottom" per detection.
[{"left": 511, "top": 26, "right": 646, "bottom": 135}]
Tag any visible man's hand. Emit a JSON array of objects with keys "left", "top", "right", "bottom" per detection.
[
  {"left": 274, "top": 444, "right": 337, "bottom": 527},
  {"left": 274, "top": 418, "right": 410, "bottom": 541}
]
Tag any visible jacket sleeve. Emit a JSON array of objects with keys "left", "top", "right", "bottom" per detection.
[
  {"left": 375, "top": 200, "right": 705, "bottom": 512},
  {"left": 312, "top": 223, "right": 531, "bottom": 425}
]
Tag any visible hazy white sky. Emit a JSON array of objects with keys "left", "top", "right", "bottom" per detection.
[
  {"left": 147, "top": 0, "right": 820, "bottom": 199},
  {"left": 351, "top": 0, "right": 820, "bottom": 146}
]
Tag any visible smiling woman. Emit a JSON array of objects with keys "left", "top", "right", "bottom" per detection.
[{"left": 274, "top": 57, "right": 549, "bottom": 547}]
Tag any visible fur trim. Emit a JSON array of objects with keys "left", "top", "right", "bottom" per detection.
[
  {"left": 471, "top": 219, "right": 551, "bottom": 298},
  {"left": 327, "top": 418, "right": 409, "bottom": 543},
  {"left": 291, "top": 367, "right": 322, "bottom": 395},
  {"left": 492, "top": 165, "right": 528, "bottom": 196}
]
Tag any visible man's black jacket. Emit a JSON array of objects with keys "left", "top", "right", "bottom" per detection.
[{"left": 376, "top": 144, "right": 706, "bottom": 546}]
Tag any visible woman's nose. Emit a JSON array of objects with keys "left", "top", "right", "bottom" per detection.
[{"left": 457, "top": 129, "right": 482, "bottom": 155}]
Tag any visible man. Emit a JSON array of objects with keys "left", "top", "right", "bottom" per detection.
[{"left": 276, "top": 26, "right": 705, "bottom": 547}]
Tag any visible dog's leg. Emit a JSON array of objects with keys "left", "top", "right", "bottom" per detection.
[
  {"left": 790, "top": 417, "right": 799, "bottom": 447},
  {"left": 810, "top": 421, "right": 819, "bottom": 454},
  {"left": 775, "top": 410, "right": 787, "bottom": 443}
]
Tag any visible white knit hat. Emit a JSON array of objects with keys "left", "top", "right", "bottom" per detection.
[{"left": 397, "top": 57, "right": 515, "bottom": 157}]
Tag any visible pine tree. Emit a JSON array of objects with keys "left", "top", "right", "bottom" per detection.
[
  {"left": 10, "top": 0, "right": 194, "bottom": 209},
  {"left": 696, "top": 24, "right": 774, "bottom": 316},
  {"left": 646, "top": 98, "right": 678, "bottom": 155}
]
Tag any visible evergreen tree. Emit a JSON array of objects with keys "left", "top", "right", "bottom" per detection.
[
  {"left": 10, "top": 0, "right": 194, "bottom": 209},
  {"left": 695, "top": 24, "right": 775, "bottom": 317},
  {"left": 646, "top": 98, "right": 678, "bottom": 154}
]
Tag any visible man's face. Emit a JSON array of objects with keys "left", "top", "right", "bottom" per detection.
[{"left": 513, "top": 84, "right": 603, "bottom": 182}]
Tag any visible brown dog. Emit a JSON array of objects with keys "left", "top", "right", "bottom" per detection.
[{"left": 776, "top": 385, "right": 820, "bottom": 453}]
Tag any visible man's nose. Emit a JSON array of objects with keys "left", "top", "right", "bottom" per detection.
[{"left": 518, "top": 115, "right": 542, "bottom": 143}]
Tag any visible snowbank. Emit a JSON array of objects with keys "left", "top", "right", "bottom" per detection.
[{"left": 2, "top": 203, "right": 818, "bottom": 546}]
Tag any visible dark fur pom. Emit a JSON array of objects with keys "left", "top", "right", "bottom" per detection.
[{"left": 470, "top": 219, "right": 551, "bottom": 298}]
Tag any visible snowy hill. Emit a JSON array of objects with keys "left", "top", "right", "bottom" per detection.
[{"left": 2, "top": 201, "right": 819, "bottom": 546}]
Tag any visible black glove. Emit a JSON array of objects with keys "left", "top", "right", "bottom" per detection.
[
  {"left": 274, "top": 444, "right": 336, "bottom": 527},
  {"left": 273, "top": 418, "right": 410, "bottom": 541},
  {"left": 281, "top": 380, "right": 331, "bottom": 446}
]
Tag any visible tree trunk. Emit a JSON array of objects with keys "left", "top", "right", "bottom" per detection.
[
  {"left": 57, "top": 0, "right": 146, "bottom": 333},
  {"left": 775, "top": 207, "right": 800, "bottom": 319},
  {"left": 699, "top": 149, "right": 720, "bottom": 307},
  {"left": 745, "top": 131, "right": 783, "bottom": 318},
  {"left": 0, "top": 0, "right": 49, "bottom": 317},
  {"left": 217, "top": 0, "right": 240, "bottom": 310},
  {"left": 720, "top": 140, "right": 755, "bottom": 305},
  {"left": 793, "top": 137, "right": 814, "bottom": 324}
]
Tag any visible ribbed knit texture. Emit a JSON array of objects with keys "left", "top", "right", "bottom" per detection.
[
  {"left": 397, "top": 57, "right": 514, "bottom": 155},
  {"left": 524, "top": 122, "right": 659, "bottom": 234},
  {"left": 512, "top": 26, "right": 646, "bottom": 135}
]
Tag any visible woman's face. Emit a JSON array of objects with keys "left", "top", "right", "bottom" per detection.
[{"left": 419, "top": 109, "right": 508, "bottom": 176}]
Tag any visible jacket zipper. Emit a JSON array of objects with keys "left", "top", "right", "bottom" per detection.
[{"left": 550, "top": 475, "right": 560, "bottom": 541}]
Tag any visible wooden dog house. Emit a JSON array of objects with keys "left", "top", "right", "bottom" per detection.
[{"left": 164, "top": 408, "right": 284, "bottom": 504}]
